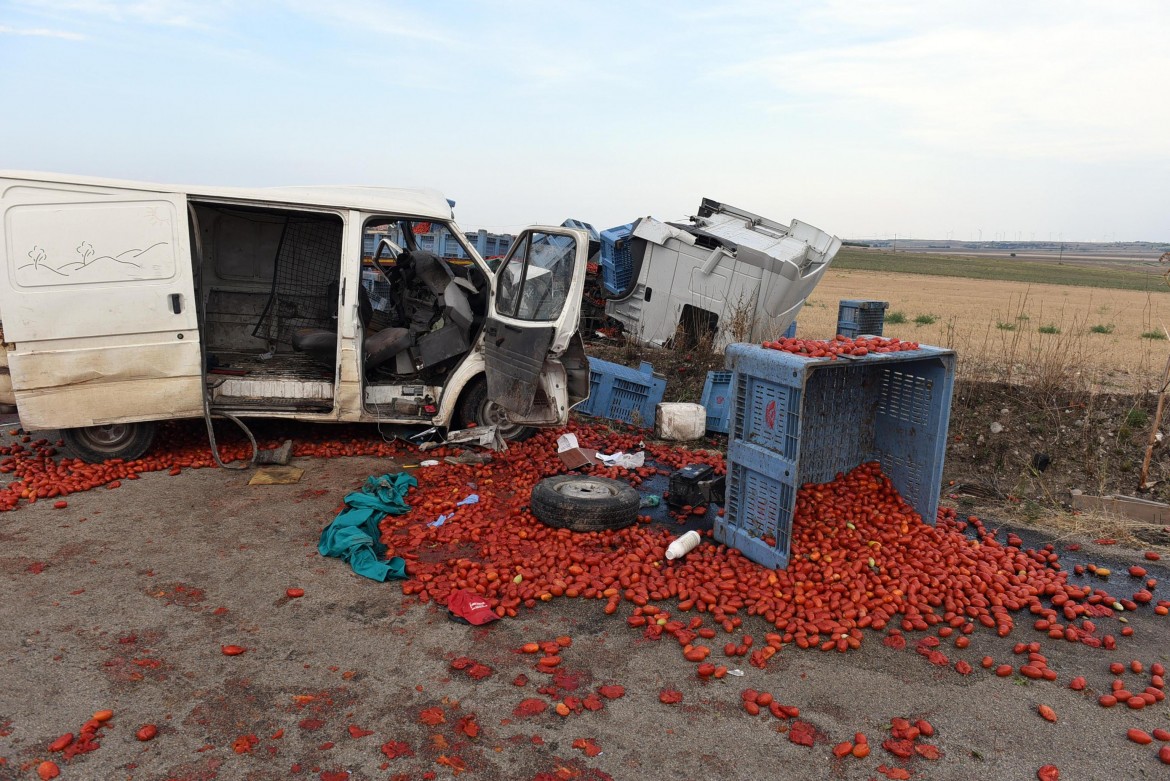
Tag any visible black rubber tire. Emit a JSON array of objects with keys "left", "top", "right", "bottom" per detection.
[
  {"left": 62, "top": 421, "right": 158, "bottom": 463},
  {"left": 456, "top": 377, "right": 536, "bottom": 442},
  {"left": 530, "top": 475, "right": 641, "bottom": 532}
]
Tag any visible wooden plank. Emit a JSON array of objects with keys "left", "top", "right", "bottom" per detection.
[{"left": 1071, "top": 492, "right": 1170, "bottom": 524}]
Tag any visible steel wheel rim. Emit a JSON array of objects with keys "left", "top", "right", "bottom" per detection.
[
  {"left": 77, "top": 424, "right": 135, "bottom": 452},
  {"left": 554, "top": 479, "right": 620, "bottom": 500},
  {"left": 479, "top": 399, "right": 523, "bottom": 439}
]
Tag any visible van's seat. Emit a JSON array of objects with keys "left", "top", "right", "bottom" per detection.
[{"left": 292, "top": 284, "right": 412, "bottom": 374}]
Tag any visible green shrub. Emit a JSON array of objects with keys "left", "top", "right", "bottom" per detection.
[
  {"left": 885, "top": 310, "right": 907, "bottom": 324},
  {"left": 1126, "top": 408, "right": 1150, "bottom": 428},
  {"left": 913, "top": 314, "right": 938, "bottom": 326},
  {"left": 1141, "top": 330, "right": 1167, "bottom": 340},
  {"left": 1088, "top": 324, "right": 1114, "bottom": 334},
  {"left": 1038, "top": 324, "right": 1060, "bottom": 334},
  {"left": 996, "top": 321, "right": 1016, "bottom": 331}
]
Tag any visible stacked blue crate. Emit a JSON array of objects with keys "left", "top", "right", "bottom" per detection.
[
  {"left": 599, "top": 223, "right": 635, "bottom": 295},
  {"left": 701, "top": 322, "right": 796, "bottom": 435},
  {"left": 715, "top": 343, "right": 955, "bottom": 569},
  {"left": 837, "top": 299, "right": 889, "bottom": 338},
  {"left": 573, "top": 358, "right": 665, "bottom": 428},
  {"left": 700, "top": 371, "right": 734, "bottom": 434}
]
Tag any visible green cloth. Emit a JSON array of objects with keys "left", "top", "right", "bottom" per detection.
[{"left": 318, "top": 472, "right": 416, "bottom": 581}]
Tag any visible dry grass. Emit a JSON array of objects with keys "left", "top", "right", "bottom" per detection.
[
  {"left": 1015, "top": 505, "right": 1170, "bottom": 551},
  {"left": 800, "top": 268, "right": 1170, "bottom": 391}
]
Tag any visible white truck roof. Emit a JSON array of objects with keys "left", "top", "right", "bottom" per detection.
[{"left": 0, "top": 171, "right": 456, "bottom": 221}]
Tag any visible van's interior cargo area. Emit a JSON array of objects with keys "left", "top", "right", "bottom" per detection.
[{"left": 190, "top": 203, "right": 490, "bottom": 417}]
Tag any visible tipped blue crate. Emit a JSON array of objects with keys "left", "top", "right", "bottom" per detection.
[
  {"left": 561, "top": 218, "right": 600, "bottom": 243},
  {"left": 837, "top": 299, "right": 888, "bottom": 338},
  {"left": 715, "top": 343, "right": 955, "bottom": 569},
  {"left": 573, "top": 358, "right": 665, "bottom": 428},
  {"left": 700, "top": 371, "right": 734, "bottom": 434},
  {"left": 599, "top": 223, "right": 635, "bottom": 295}
]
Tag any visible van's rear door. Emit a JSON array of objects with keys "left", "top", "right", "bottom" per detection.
[
  {"left": 0, "top": 177, "right": 203, "bottom": 429},
  {"left": 483, "top": 226, "right": 587, "bottom": 416}
]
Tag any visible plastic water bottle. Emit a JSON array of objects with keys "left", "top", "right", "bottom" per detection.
[{"left": 665, "top": 530, "right": 702, "bottom": 561}]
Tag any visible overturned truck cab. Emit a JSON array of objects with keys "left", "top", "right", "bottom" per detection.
[
  {"left": 0, "top": 172, "right": 590, "bottom": 461},
  {"left": 603, "top": 199, "right": 841, "bottom": 349}
]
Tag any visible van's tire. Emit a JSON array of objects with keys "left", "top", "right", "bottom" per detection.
[
  {"left": 456, "top": 377, "right": 536, "bottom": 442},
  {"left": 530, "top": 475, "right": 641, "bottom": 532},
  {"left": 62, "top": 422, "right": 158, "bottom": 463}
]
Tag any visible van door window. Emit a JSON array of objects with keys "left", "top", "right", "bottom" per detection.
[{"left": 495, "top": 232, "right": 576, "bottom": 321}]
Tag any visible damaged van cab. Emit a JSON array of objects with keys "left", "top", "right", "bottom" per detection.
[{"left": 0, "top": 172, "right": 590, "bottom": 461}]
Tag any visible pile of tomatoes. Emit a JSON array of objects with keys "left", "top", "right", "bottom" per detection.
[
  {"left": 0, "top": 423, "right": 413, "bottom": 511},
  {"left": 382, "top": 444, "right": 1141, "bottom": 659},
  {"left": 761, "top": 335, "right": 920, "bottom": 358}
]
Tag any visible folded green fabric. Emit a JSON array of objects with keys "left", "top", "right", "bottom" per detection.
[{"left": 318, "top": 472, "right": 417, "bottom": 581}]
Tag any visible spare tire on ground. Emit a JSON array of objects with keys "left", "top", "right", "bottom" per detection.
[{"left": 530, "top": 475, "right": 641, "bottom": 532}]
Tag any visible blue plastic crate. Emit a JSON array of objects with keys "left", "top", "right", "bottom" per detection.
[
  {"left": 784, "top": 320, "right": 798, "bottom": 339},
  {"left": 599, "top": 223, "right": 635, "bottom": 295},
  {"left": 573, "top": 358, "right": 665, "bottom": 428},
  {"left": 700, "top": 370, "right": 734, "bottom": 434},
  {"left": 715, "top": 343, "right": 955, "bottom": 569},
  {"left": 561, "top": 218, "right": 600, "bottom": 243},
  {"left": 837, "top": 299, "right": 888, "bottom": 338}
]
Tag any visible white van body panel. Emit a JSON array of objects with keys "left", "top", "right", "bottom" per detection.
[
  {"left": 0, "top": 171, "right": 586, "bottom": 440},
  {"left": 0, "top": 177, "right": 205, "bottom": 428},
  {"left": 1, "top": 171, "right": 456, "bottom": 223}
]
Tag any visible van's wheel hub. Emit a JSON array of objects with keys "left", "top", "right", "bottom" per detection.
[
  {"left": 478, "top": 398, "right": 522, "bottom": 439},
  {"left": 457, "top": 378, "right": 535, "bottom": 442},
  {"left": 81, "top": 424, "right": 135, "bottom": 450},
  {"left": 62, "top": 421, "right": 158, "bottom": 463}
]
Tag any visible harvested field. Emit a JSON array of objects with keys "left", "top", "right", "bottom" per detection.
[{"left": 798, "top": 268, "right": 1170, "bottom": 390}]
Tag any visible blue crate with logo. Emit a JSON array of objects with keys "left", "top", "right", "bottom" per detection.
[
  {"left": 837, "top": 299, "right": 888, "bottom": 338},
  {"left": 573, "top": 358, "right": 665, "bottom": 428},
  {"left": 715, "top": 343, "right": 955, "bottom": 569},
  {"left": 700, "top": 371, "right": 734, "bottom": 434},
  {"left": 701, "top": 322, "right": 796, "bottom": 435},
  {"left": 599, "top": 222, "right": 636, "bottom": 296}
]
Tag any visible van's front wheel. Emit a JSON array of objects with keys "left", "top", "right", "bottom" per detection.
[
  {"left": 456, "top": 378, "right": 535, "bottom": 442},
  {"left": 62, "top": 422, "right": 158, "bottom": 463}
]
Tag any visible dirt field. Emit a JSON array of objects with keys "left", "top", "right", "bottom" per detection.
[{"left": 799, "top": 268, "right": 1170, "bottom": 389}]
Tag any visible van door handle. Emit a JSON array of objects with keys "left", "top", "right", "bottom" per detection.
[{"left": 169, "top": 294, "right": 182, "bottom": 314}]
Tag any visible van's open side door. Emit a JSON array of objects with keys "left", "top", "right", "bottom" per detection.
[
  {"left": 484, "top": 227, "right": 587, "bottom": 416},
  {"left": 0, "top": 179, "right": 203, "bottom": 429}
]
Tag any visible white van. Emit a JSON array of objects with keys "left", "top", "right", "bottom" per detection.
[
  {"left": 0, "top": 172, "right": 590, "bottom": 461},
  {"left": 603, "top": 199, "right": 841, "bottom": 349}
]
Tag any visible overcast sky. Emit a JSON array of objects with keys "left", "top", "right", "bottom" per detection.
[{"left": 1, "top": 1, "right": 1167, "bottom": 241}]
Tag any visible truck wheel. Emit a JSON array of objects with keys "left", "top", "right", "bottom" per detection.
[
  {"left": 62, "top": 422, "right": 158, "bottom": 463},
  {"left": 456, "top": 378, "right": 535, "bottom": 442},
  {"left": 530, "top": 475, "right": 641, "bottom": 532}
]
